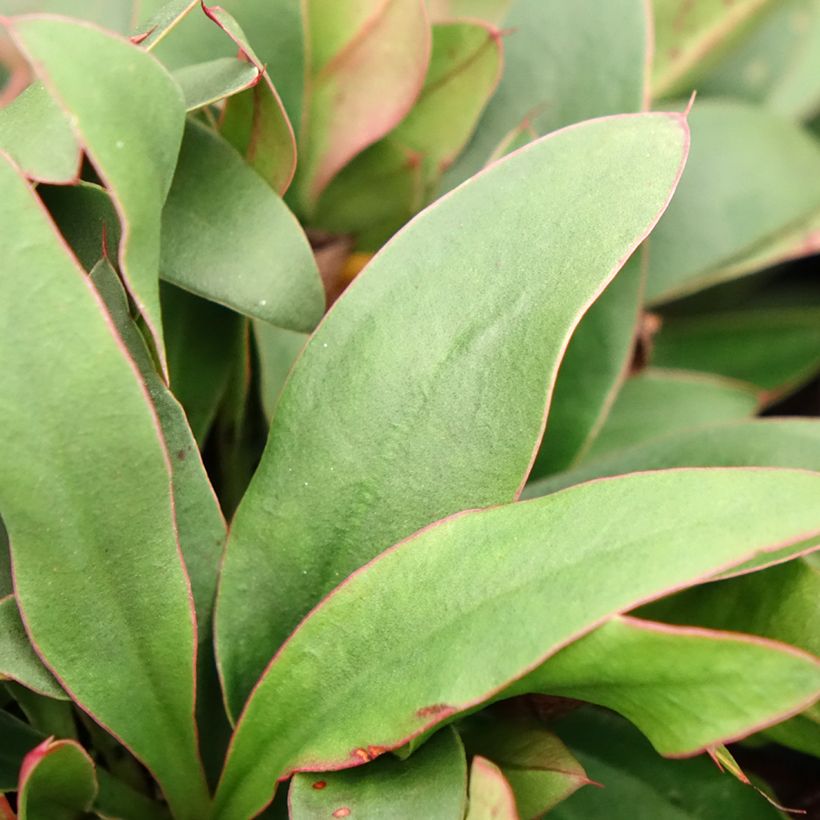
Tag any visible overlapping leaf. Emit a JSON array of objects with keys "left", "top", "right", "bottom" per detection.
[{"left": 465, "top": 757, "right": 518, "bottom": 820}]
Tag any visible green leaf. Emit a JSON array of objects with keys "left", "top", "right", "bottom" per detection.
[
  {"left": 215, "top": 112, "right": 689, "bottom": 715},
  {"left": 645, "top": 100, "right": 820, "bottom": 304},
  {"left": 17, "top": 739, "right": 97, "bottom": 820},
  {"left": 213, "top": 468, "right": 820, "bottom": 818},
  {"left": 0, "top": 81, "right": 80, "bottom": 183},
  {"left": 0, "top": 710, "right": 42, "bottom": 791},
  {"left": 5, "top": 15, "right": 186, "bottom": 371},
  {"left": 162, "top": 119, "right": 324, "bottom": 330},
  {"left": 550, "top": 709, "right": 782, "bottom": 819},
  {"left": 460, "top": 712, "right": 591, "bottom": 816},
  {"left": 6, "top": 684, "right": 76, "bottom": 740},
  {"left": 583, "top": 369, "right": 759, "bottom": 460},
  {"left": 289, "top": 728, "right": 467, "bottom": 819},
  {"left": 134, "top": 0, "right": 199, "bottom": 50},
  {"left": 254, "top": 323, "right": 307, "bottom": 422},
  {"left": 172, "top": 57, "right": 258, "bottom": 111},
  {"left": 0, "top": 1, "right": 133, "bottom": 32},
  {"left": 426, "top": 0, "right": 511, "bottom": 24},
  {"left": 0, "top": 597, "right": 65, "bottom": 700},
  {"left": 523, "top": 418, "right": 820, "bottom": 497},
  {"left": 465, "top": 757, "right": 517, "bottom": 820},
  {"left": 652, "top": 305, "right": 820, "bottom": 397},
  {"left": 650, "top": 0, "right": 777, "bottom": 99},
  {"left": 760, "top": 708, "right": 820, "bottom": 759},
  {"left": 292, "top": 0, "right": 431, "bottom": 210},
  {"left": 511, "top": 615, "right": 820, "bottom": 756},
  {"left": 442, "top": 0, "right": 650, "bottom": 190},
  {"left": 531, "top": 251, "right": 644, "bottom": 478},
  {"left": 0, "top": 155, "right": 208, "bottom": 817}
]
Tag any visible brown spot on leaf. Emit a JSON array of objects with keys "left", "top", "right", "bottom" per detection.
[
  {"left": 312, "top": 780, "right": 327, "bottom": 790},
  {"left": 416, "top": 703, "right": 452, "bottom": 718},
  {"left": 352, "top": 748, "right": 371, "bottom": 762},
  {"left": 176, "top": 449, "right": 187, "bottom": 461}
]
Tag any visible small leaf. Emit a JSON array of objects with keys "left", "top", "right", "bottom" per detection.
[
  {"left": 289, "top": 728, "right": 467, "bottom": 819},
  {"left": 172, "top": 57, "right": 258, "bottom": 111},
  {"left": 17, "top": 739, "right": 97, "bottom": 820},
  {"left": 133, "top": 0, "right": 199, "bottom": 50},
  {"left": 465, "top": 757, "right": 518, "bottom": 820}
]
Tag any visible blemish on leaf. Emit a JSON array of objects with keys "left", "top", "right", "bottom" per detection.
[
  {"left": 176, "top": 449, "right": 186, "bottom": 461},
  {"left": 416, "top": 703, "right": 452, "bottom": 718},
  {"left": 332, "top": 809, "right": 351, "bottom": 818},
  {"left": 351, "top": 747, "right": 371, "bottom": 762},
  {"left": 312, "top": 780, "right": 327, "bottom": 790}
]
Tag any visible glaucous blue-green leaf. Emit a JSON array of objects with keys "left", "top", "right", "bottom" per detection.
[
  {"left": 465, "top": 757, "right": 517, "bottom": 820},
  {"left": 646, "top": 100, "right": 820, "bottom": 304},
  {"left": 254, "top": 323, "right": 307, "bottom": 422},
  {"left": 17, "top": 739, "right": 97, "bottom": 820},
  {"left": 213, "top": 469, "right": 820, "bottom": 818},
  {"left": 289, "top": 727, "right": 466, "bottom": 819},
  {"left": 134, "top": 0, "right": 198, "bottom": 50},
  {"left": 550, "top": 709, "right": 782, "bottom": 819},
  {"left": 583, "top": 369, "right": 759, "bottom": 460},
  {"left": 531, "top": 251, "right": 644, "bottom": 479},
  {"left": 0, "top": 155, "right": 208, "bottom": 818},
  {"left": 5, "top": 14, "right": 186, "bottom": 370},
  {"left": 697, "top": 0, "right": 820, "bottom": 121},
  {"left": 215, "top": 112, "right": 689, "bottom": 716},
  {"left": 524, "top": 418, "right": 820, "bottom": 497},
  {"left": 442, "top": 0, "right": 649, "bottom": 190},
  {"left": 511, "top": 615, "right": 820, "bottom": 755},
  {"left": 460, "top": 712, "right": 591, "bottom": 817},
  {"left": 652, "top": 305, "right": 820, "bottom": 397},
  {"left": 162, "top": 120, "right": 324, "bottom": 330},
  {"left": 0, "top": 1, "right": 133, "bottom": 31},
  {"left": 0, "top": 597, "right": 64, "bottom": 700},
  {"left": 0, "top": 81, "right": 79, "bottom": 183},
  {"left": 172, "top": 57, "right": 258, "bottom": 111},
  {"left": 650, "top": 0, "right": 777, "bottom": 99}
]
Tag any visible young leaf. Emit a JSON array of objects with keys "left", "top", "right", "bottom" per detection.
[
  {"left": 465, "top": 757, "right": 518, "bottom": 820},
  {"left": 511, "top": 615, "right": 820, "bottom": 756},
  {"left": 4, "top": 14, "right": 186, "bottom": 372},
  {"left": 161, "top": 120, "right": 324, "bottom": 330},
  {"left": 289, "top": 727, "right": 467, "bottom": 819},
  {"left": 0, "top": 155, "right": 208, "bottom": 817},
  {"left": 213, "top": 469, "right": 820, "bottom": 818},
  {"left": 17, "top": 739, "right": 97, "bottom": 820},
  {"left": 215, "top": 111, "right": 690, "bottom": 716}
]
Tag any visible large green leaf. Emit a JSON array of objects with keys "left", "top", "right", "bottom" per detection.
[
  {"left": 524, "top": 418, "right": 820, "bottom": 497},
  {"left": 213, "top": 469, "right": 820, "bottom": 818},
  {"left": 550, "top": 709, "right": 782, "bottom": 819},
  {"left": 511, "top": 615, "right": 820, "bottom": 755},
  {"left": 645, "top": 100, "right": 820, "bottom": 304},
  {"left": 17, "top": 739, "right": 97, "bottom": 820},
  {"left": 5, "top": 15, "right": 186, "bottom": 370},
  {"left": 289, "top": 727, "right": 467, "bottom": 819},
  {"left": 162, "top": 120, "right": 324, "bottom": 330},
  {"left": 0, "top": 596, "right": 64, "bottom": 700},
  {"left": 215, "top": 112, "right": 690, "bottom": 715},
  {"left": 442, "top": 0, "right": 649, "bottom": 190},
  {"left": 583, "top": 369, "right": 759, "bottom": 460},
  {"left": 0, "top": 81, "right": 80, "bottom": 183},
  {"left": 0, "top": 155, "right": 207, "bottom": 817}
]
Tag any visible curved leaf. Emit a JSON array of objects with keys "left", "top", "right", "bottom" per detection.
[
  {"left": 465, "top": 757, "right": 517, "bottom": 820},
  {"left": 172, "top": 56, "right": 258, "bottom": 111},
  {"left": 17, "top": 739, "right": 97, "bottom": 820},
  {"left": 5, "top": 14, "right": 186, "bottom": 371},
  {"left": 0, "top": 154, "right": 208, "bottom": 817},
  {"left": 289, "top": 727, "right": 466, "bottom": 819},
  {"left": 213, "top": 468, "right": 820, "bottom": 818},
  {"left": 215, "top": 112, "right": 690, "bottom": 715}
]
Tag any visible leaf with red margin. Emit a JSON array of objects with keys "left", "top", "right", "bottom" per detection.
[
  {"left": 465, "top": 757, "right": 518, "bottom": 820},
  {"left": 3, "top": 14, "right": 186, "bottom": 374},
  {"left": 292, "top": 0, "right": 431, "bottom": 211},
  {"left": 0, "top": 795, "right": 13, "bottom": 820},
  {"left": 508, "top": 615, "right": 820, "bottom": 756},
  {"left": 289, "top": 727, "right": 467, "bottom": 819},
  {"left": 460, "top": 711, "right": 594, "bottom": 817},
  {"left": 215, "top": 112, "right": 690, "bottom": 718},
  {"left": 213, "top": 468, "right": 820, "bottom": 818},
  {"left": 0, "top": 596, "right": 65, "bottom": 700},
  {"left": 0, "top": 154, "right": 208, "bottom": 817},
  {"left": 0, "top": 81, "right": 80, "bottom": 184},
  {"left": 17, "top": 739, "right": 97, "bottom": 820},
  {"left": 133, "top": 0, "right": 199, "bottom": 49}
]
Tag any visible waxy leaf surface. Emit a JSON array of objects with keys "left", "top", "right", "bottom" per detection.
[
  {"left": 0, "top": 155, "right": 207, "bottom": 818},
  {"left": 216, "top": 112, "right": 689, "bottom": 715},
  {"left": 214, "top": 469, "right": 820, "bottom": 818}
]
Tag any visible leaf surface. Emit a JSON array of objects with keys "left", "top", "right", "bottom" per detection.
[
  {"left": 465, "top": 757, "right": 517, "bottom": 820},
  {"left": 172, "top": 56, "right": 258, "bottom": 111}
]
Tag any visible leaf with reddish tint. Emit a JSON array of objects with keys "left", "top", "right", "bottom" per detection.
[
  {"left": 292, "top": 0, "right": 431, "bottom": 210},
  {"left": 511, "top": 615, "right": 820, "bottom": 756},
  {"left": 289, "top": 728, "right": 466, "bottom": 819},
  {"left": 0, "top": 154, "right": 208, "bottom": 817},
  {"left": 215, "top": 112, "right": 689, "bottom": 717},
  {"left": 0, "top": 596, "right": 65, "bottom": 700},
  {"left": 213, "top": 469, "right": 820, "bottom": 818},
  {"left": 4, "top": 14, "right": 186, "bottom": 372},
  {"left": 0, "top": 81, "right": 80, "bottom": 184},
  {"left": 17, "top": 739, "right": 97, "bottom": 820},
  {"left": 650, "top": 0, "right": 777, "bottom": 99},
  {"left": 465, "top": 757, "right": 518, "bottom": 820},
  {"left": 460, "top": 712, "right": 592, "bottom": 817}
]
